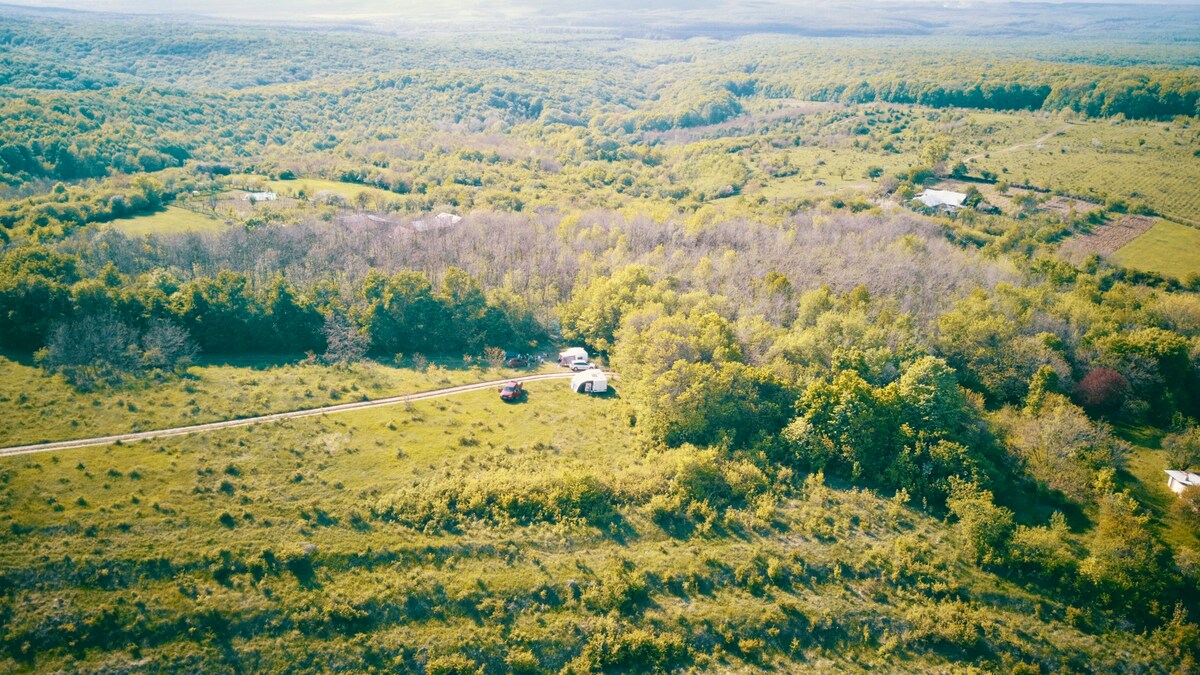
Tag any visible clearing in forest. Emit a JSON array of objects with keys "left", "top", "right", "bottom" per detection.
[{"left": 108, "top": 206, "right": 226, "bottom": 236}]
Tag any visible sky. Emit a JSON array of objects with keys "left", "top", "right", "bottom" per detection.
[
  {"left": 6, "top": 0, "right": 1198, "bottom": 14},
  {"left": 2, "top": 0, "right": 1197, "bottom": 34}
]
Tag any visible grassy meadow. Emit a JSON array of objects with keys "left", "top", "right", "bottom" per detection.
[
  {"left": 1113, "top": 219, "right": 1200, "bottom": 280},
  {"left": 108, "top": 206, "right": 227, "bottom": 236},
  {"left": 0, "top": 356, "right": 552, "bottom": 447},
  {"left": 0, "top": 380, "right": 1171, "bottom": 673}
]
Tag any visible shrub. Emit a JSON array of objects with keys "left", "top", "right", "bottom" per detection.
[
  {"left": 1164, "top": 426, "right": 1200, "bottom": 471},
  {"left": 1075, "top": 367, "right": 1130, "bottom": 415},
  {"left": 425, "top": 654, "right": 482, "bottom": 675},
  {"left": 573, "top": 620, "right": 688, "bottom": 672}
]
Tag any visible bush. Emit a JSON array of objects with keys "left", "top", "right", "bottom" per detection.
[
  {"left": 1075, "top": 367, "right": 1130, "bottom": 415},
  {"left": 1164, "top": 426, "right": 1200, "bottom": 471},
  {"left": 573, "top": 620, "right": 688, "bottom": 672},
  {"left": 425, "top": 654, "right": 482, "bottom": 675}
]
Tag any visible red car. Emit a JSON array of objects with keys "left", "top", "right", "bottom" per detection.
[
  {"left": 505, "top": 355, "right": 530, "bottom": 368},
  {"left": 499, "top": 381, "right": 526, "bottom": 402}
]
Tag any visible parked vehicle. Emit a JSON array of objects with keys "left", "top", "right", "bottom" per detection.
[
  {"left": 558, "top": 347, "right": 588, "bottom": 367},
  {"left": 505, "top": 355, "right": 529, "bottom": 368},
  {"left": 571, "top": 369, "right": 608, "bottom": 394},
  {"left": 569, "top": 361, "right": 597, "bottom": 372},
  {"left": 499, "top": 381, "right": 526, "bottom": 402}
]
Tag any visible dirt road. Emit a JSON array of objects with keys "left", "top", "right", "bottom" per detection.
[
  {"left": 963, "top": 123, "right": 1075, "bottom": 163},
  {"left": 0, "top": 372, "right": 589, "bottom": 458}
]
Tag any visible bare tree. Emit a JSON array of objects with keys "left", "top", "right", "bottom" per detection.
[
  {"left": 38, "top": 315, "right": 140, "bottom": 389},
  {"left": 141, "top": 320, "right": 199, "bottom": 373},
  {"left": 322, "top": 313, "right": 368, "bottom": 364}
]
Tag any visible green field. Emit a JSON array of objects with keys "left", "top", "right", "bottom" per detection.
[
  {"left": 0, "top": 382, "right": 1167, "bottom": 673},
  {"left": 109, "top": 206, "right": 227, "bottom": 236},
  {"left": 1113, "top": 220, "right": 1200, "bottom": 280},
  {"left": 0, "top": 356, "right": 550, "bottom": 447},
  {"left": 231, "top": 175, "right": 403, "bottom": 204}
]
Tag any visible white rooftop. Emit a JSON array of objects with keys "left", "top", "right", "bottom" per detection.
[
  {"left": 410, "top": 212, "right": 463, "bottom": 232},
  {"left": 1165, "top": 470, "right": 1200, "bottom": 486},
  {"left": 572, "top": 369, "right": 607, "bottom": 383},
  {"left": 914, "top": 189, "right": 966, "bottom": 209}
]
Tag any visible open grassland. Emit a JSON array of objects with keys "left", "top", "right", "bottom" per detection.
[
  {"left": 230, "top": 175, "right": 404, "bottom": 205},
  {"left": 968, "top": 119, "right": 1200, "bottom": 225},
  {"left": 0, "top": 383, "right": 1170, "bottom": 673},
  {"left": 955, "top": 112, "right": 1070, "bottom": 160},
  {"left": 0, "top": 356, "right": 552, "bottom": 447},
  {"left": 1113, "top": 220, "right": 1200, "bottom": 280},
  {"left": 108, "top": 206, "right": 226, "bottom": 236}
]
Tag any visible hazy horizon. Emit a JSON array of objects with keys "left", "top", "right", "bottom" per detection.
[
  {"left": 6, "top": 0, "right": 1200, "bottom": 21},
  {"left": 4, "top": 0, "right": 1199, "bottom": 38}
]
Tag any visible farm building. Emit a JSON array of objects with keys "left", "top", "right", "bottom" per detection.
[
  {"left": 410, "top": 212, "right": 463, "bottom": 232},
  {"left": 243, "top": 191, "right": 278, "bottom": 202},
  {"left": 1165, "top": 470, "right": 1200, "bottom": 495},
  {"left": 559, "top": 347, "right": 588, "bottom": 366},
  {"left": 914, "top": 189, "right": 966, "bottom": 211},
  {"left": 571, "top": 369, "right": 608, "bottom": 394}
]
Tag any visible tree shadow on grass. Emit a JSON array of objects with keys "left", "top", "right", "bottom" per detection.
[
  {"left": 596, "top": 511, "right": 638, "bottom": 545},
  {"left": 0, "top": 348, "right": 38, "bottom": 368},
  {"left": 192, "top": 353, "right": 488, "bottom": 373}
]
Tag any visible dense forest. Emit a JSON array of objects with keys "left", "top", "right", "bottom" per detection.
[{"left": 2, "top": 4, "right": 1200, "bottom": 673}]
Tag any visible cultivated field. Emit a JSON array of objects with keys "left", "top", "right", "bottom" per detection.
[
  {"left": 968, "top": 119, "right": 1200, "bottom": 225},
  {"left": 1058, "top": 214, "right": 1158, "bottom": 262},
  {"left": 1113, "top": 219, "right": 1200, "bottom": 280}
]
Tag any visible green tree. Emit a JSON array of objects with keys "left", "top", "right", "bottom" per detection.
[
  {"left": 1080, "top": 488, "right": 1173, "bottom": 621},
  {"left": 1164, "top": 426, "right": 1200, "bottom": 471},
  {"left": 946, "top": 478, "right": 1014, "bottom": 566}
]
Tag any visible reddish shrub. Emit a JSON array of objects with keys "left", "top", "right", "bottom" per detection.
[{"left": 1075, "top": 367, "right": 1129, "bottom": 414}]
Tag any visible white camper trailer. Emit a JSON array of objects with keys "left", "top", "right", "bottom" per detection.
[
  {"left": 571, "top": 369, "right": 608, "bottom": 394},
  {"left": 558, "top": 347, "right": 588, "bottom": 367}
]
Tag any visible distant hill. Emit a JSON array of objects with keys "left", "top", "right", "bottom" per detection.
[{"left": 2, "top": 0, "right": 1199, "bottom": 39}]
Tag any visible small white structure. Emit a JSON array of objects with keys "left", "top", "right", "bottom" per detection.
[
  {"left": 411, "top": 212, "right": 463, "bottom": 232},
  {"left": 572, "top": 369, "right": 608, "bottom": 394},
  {"left": 1165, "top": 470, "right": 1200, "bottom": 496},
  {"left": 559, "top": 347, "right": 588, "bottom": 367},
  {"left": 243, "top": 191, "right": 277, "bottom": 202},
  {"left": 914, "top": 189, "right": 966, "bottom": 211}
]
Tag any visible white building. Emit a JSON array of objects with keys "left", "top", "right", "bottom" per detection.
[
  {"left": 411, "top": 212, "right": 463, "bottom": 232},
  {"left": 914, "top": 189, "right": 966, "bottom": 211},
  {"left": 243, "top": 191, "right": 278, "bottom": 202},
  {"left": 1165, "top": 470, "right": 1200, "bottom": 496}
]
